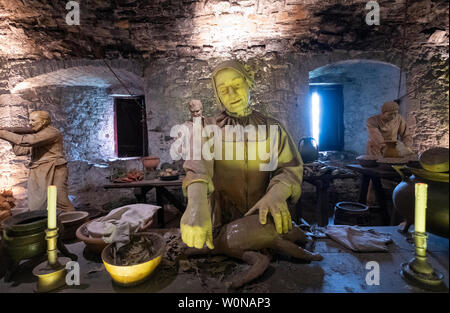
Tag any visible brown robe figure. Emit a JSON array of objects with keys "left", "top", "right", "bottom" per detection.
[
  {"left": 0, "top": 111, "right": 75, "bottom": 211},
  {"left": 366, "top": 101, "right": 412, "bottom": 157},
  {"left": 188, "top": 99, "right": 203, "bottom": 121},
  {"left": 173, "top": 99, "right": 205, "bottom": 160}
]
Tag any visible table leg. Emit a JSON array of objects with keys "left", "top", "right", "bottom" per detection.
[
  {"left": 158, "top": 187, "right": 185, "bottom": 213},
  {"left": 134, "top": 186, "right": 152, "bottom": 203},
  {"left": 316, "top": 181, "right": 330, "bottom": 227},
  {"left": 155, "top": 187, "right": 165, "bottom": 228},
  {"left": 371, "top": 178, "right": 390, "bottom": 225},
  {"left": 358, "top": 175, "right": 371, "bottom": 204}
]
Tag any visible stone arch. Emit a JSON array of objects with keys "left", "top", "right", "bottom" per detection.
[
  {"left": 307, "top": 58, "right": 407, "bottom": 154},
  {"left": 8, "top": 59, "right": 144, "bottom": 95}
]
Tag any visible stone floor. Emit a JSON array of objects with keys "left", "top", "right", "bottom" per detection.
[{"left": 0, "top": 226, "right": 448, "bottom": 293}]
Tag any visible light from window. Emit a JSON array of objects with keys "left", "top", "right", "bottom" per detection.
[{"left": 311, "top": 92, "right": 320, "bottom": 145}]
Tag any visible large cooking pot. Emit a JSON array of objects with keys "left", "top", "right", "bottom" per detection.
[
  {"left": 1, "top": 210, "right": 47, "bottom": 261},
  {"left": 392, "top": 166, "right": 449, "bottom": 238}
]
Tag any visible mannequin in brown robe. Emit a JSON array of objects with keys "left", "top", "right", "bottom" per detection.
[
  {"left": 0, "top": 111, "right": 75, "bottom": 211},
  {"left": 365, "top": 101, "right": 413, "bottom": 205},
  {"left": 366, "top": 101, "right": 412, "bottom": 157}
]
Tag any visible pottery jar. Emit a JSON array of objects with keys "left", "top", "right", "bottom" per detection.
[
  {"left": 298, "top": 137, "right": 319, "bottom": 164},
  {"left": 392, "top": 166, "right": 449, "bottom": 238}
]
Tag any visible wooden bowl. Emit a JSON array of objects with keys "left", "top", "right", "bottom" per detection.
[
  {"left": 75, "top": 219, "right": 108, "bottom": 253},
  {"left": 101, "top": 232, "right": 166, "bottom": 287}
]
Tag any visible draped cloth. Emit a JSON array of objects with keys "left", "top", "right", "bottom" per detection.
[
  {"left": 182, "top": 110, "right": 303, "bottom": 229},
  {"left": 1, "top": 126, "right": 75, "bottom": 211}
]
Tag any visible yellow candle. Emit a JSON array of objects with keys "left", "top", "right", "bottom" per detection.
[
  {"left": 47, "top": 185, "right": 57, "bottom": 229},
  {"left": 414, "top": 183, "right": 428, "bottom": 233}
]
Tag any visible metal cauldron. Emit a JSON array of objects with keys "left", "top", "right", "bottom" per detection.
[{"left": 1, "top": 210, "right": 47, "bottom": 261}]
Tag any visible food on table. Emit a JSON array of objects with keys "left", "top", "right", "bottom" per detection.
[
  {"left": 159, "top": 168, "right": 179, "bottom": 177},
  {"left": 113, "top": 169, "right": 144, "bottom": 183}
]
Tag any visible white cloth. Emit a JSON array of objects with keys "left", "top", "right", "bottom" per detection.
[
  {"left": 87, "top": 203, "right": 160, "bottom": 249},
  {"left": 325, "top": 225, "right": 393, "bottom": 252}
]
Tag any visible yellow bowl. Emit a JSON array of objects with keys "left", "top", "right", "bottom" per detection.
[{"left": 101, "top": 232, "right": 166, "bottom": 287}]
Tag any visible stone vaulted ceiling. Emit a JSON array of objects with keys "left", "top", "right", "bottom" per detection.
[{"left": 0, "top": 0, "right": 448, "bottom": 61}]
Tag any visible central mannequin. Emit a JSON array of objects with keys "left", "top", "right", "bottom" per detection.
[{"left": 180, "top": 60, "right": 303, "bottom": 250}]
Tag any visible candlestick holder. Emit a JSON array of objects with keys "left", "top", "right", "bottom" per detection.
[
  {"left": 400, "top": 231, "right": 447, "bottom": 291},
  {"left": 32, "top": 227, "right": 71, "bottom": 293}
]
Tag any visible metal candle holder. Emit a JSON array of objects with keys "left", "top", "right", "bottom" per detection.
[
  {"left": 400, "top": 231, "right": 446, "bottom": 291},
  {"left": 32, "top": 227, "right": 71, "bottom": 293}
]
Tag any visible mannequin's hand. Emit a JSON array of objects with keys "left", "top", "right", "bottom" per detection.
[
  {"left": 245, "top": 184, "right": 293, "bottom": 234},
  {"left": 180, "top": 183, "right": 214, "bottom": 249}
]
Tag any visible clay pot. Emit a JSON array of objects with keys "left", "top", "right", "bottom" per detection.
[
  {"left": 383, "top": 141, "right": 400, "bottom": 158},
  {"left": 142, "top": 156, "right": 160, "bottom": 169},
  {"left": 298, "top": 137, "right": 319, "bottom": 163},
  {"left": 59, "top": 211, "right": 89, "bottom": 241},
  {"left": 392, "top": 166, "right": 449, "bottom": 238}
]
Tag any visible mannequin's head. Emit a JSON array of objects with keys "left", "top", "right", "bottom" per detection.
[
  {"left": 381, "top": 101, "right": 399, "bottom": 122},
  {"left": 29, "top": 111, "right": 51, "bottom": 132},
  {"left": 211, "top": 60, "right": 254, "bottom": 117},
  {"left": 189, "top": 99, "right": 203, "bottom": 119},
  {"left": 213, "top": 68, "right": 250, "bottom": 117}
]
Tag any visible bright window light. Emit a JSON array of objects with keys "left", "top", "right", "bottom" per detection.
[{"left": 311, "top": 92, "right": 320, "bottom": 145}]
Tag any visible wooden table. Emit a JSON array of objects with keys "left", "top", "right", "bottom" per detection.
[
  {"left": 297, "top": 172, "right": 358, "bottom": 227},
  {"left": 103, "top": 178, "right": 185, "bottom": 227},
  {"left": 346, "top": 164, "right": 402, "bottom": 225},
  {"left": 4, "top": 226, "right": 447, "bottom": 293}
]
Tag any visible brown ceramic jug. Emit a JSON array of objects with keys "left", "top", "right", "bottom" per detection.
[{"left": 392, "top": 166, "right": 449, "bottom": 238}]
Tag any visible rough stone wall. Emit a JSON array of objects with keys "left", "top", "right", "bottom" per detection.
[
  {"left": 0, "top": 0, "right": 448, "bottom": 214},
  {"left": 144, "top": 55, "right": 308, "bottom": 164},
  {"left": 18, "top": 86, "right": 116, "bottom": 162},
  {"left": 0, "top": 84, "right": 142, "bottom": 210}
]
